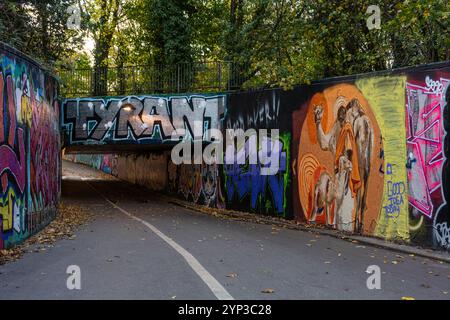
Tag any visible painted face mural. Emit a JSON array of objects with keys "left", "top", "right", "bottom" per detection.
[
  {"left": 167, "top": 160, "right": 225, "bottom": 208},
  {"left": 297, "top": 84, "right": 384, "bottom": 233},
  {"left": 0, "top": 48, "right": 60, "bottom": 249}
]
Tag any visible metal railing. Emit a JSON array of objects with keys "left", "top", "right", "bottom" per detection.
[{"left": 58, "top": 61, "right": 249, "bottom": 98}]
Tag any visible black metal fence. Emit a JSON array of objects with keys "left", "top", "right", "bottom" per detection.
[{"left": 58, "top": 61, "right": 249, "bottom": 98}]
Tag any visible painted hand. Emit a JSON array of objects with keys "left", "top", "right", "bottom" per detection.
[{"left": 314, "top": 105, "right": 324, "bottom": 124}]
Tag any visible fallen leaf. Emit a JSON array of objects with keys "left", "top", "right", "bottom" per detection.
[
  {"left": 226, "top": 273, "right": 238, "bottom": 278},
  {"left": 261, "top": 288, "right": 275, "bottom": 294},
  {"left": 402, "top": 296, "right": 415, "bottom": 300}
]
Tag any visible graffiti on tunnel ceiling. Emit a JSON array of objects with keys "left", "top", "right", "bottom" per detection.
[{"left": 62, "top": 95, "right": 226, "bottom": 145}]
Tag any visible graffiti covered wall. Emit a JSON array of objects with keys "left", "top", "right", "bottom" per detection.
[
  {"left": 406, "top": 71, "right": 450, "bottom": 250},
  {"left": 64, "top": 62, "right": 450, "bottom": 251},
  {"left": 293, "top": 78, "right": 408, "bottom": 240},
  {"left": 0, "top": 44, "right": 60, "bottom": 249},
  {"left": 62, "top": 95, "right": 225, "bottom": 147},
  {"left": 64, "top": 153, "right": 117, "bottom": 175},
  {"left": 223, "top": 90, "right": 292, "bottom": 217}
]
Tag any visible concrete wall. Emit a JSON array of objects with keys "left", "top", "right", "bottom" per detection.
[
  {"left": 0, "top": 43, "right": 60, "bottom": 249},
  {"left": 65, "top": 153, "right": 168, "bottom": 191},
  {"left": 64, "top": 62, "right": 450, "bottom": 251}
]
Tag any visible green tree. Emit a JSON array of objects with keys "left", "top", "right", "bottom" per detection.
[
  {"left": 83, "top": 0, "right": 124, "bottom": 95},
  {"left": 0, "top": 0, "right": 84, "bottom": 69},
  {"left": 385, "top": 0, "right": 449, "bottom": 67},
  {"left": 46, "top": 0, "right": 450, "bottom": 94},
  {"left": 0, "top": 1, "right": 31, "bottom": 52}
]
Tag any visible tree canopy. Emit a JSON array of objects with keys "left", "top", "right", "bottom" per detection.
[{"left": 1, "top": 0, "right": 448, "bottom": 89}]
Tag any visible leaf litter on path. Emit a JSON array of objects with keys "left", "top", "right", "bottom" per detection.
[{"left": 0, "top": 202, "right": 93, "bottom": 265}]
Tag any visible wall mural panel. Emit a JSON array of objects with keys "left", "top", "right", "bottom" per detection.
[
  {"left": 0, "top": 47, "right": 60, "bottom": 249},
  {"left": 65, "top": 153, "right": 117, "bottom": 175},
  {"left": 357, "top": 77, "right": 409, "bottom": 240},
  {"left": 223, "top": 90, "right": 292, "bottom": 217},
  {"left": 406, "top": 71, "right": 450, "bottom": 250},
  {"left": 294, "top": 81, "right": 389, "bottom": 236},
  {"left": 436, "top": 74, "right": 450, "bottom": 250},
  {"left": 167, "top": 160, "right": 225, "bottom": 208},
  {"left": 62, "top": 95, "right": 226, "bottom": 146},
  {"left": 64, "top": 63, "right": 450, "bottom": 251}
]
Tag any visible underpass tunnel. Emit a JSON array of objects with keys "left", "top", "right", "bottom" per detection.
[{"left": 61, "top": 147, "right": 174, "bottom": 196}]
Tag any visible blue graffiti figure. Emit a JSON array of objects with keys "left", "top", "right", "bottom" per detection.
[{"left": 225, "top": 138, "right": 287, "bottom": 214}]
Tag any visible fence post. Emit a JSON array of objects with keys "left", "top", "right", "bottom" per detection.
[
  {"left": 177, "top": 64, "right": 181, "bottom": 93},
  {"left": 132, "top": 67, "right": 136, "bottom": 94},
  {"left": 227, "top": 62, "right": 232, "bottom": 91},
  {"left": 218, "top": 62, "right": 222, "bottom": 91}
]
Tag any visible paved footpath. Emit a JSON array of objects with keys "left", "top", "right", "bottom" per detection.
[{"left": 0, "top": 160, "right": 449, "bottom": 300}]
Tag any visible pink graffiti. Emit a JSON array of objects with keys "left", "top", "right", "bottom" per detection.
[
  {"left": 30, "top": 97, "right": 60, "bottom": 208},
  {"left": 0, "top": 72, "right": 26, "bottom": 194},
  {"left": 406, "top": 77, "right": 449, "bottom": 217}
]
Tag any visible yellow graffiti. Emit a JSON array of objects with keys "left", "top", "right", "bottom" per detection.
[
  {"left": 20, "top": 94, "right": 32, "bottom": 126},
  {"left": 0, "top": 188, "right": 17, "bottom": 231},
  {"left": 356, "top": 76, "right": 409, "bottom": 241}
]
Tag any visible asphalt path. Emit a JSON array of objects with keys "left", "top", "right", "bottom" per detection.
[{"left": 0, "top": 161, "right": 449, "bottom": 300}]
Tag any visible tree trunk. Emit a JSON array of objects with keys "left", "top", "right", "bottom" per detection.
[{"left": 92, "top": 0, "right": 121, "bottom": 96}]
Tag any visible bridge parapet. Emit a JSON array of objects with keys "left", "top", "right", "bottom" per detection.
[{"left": 62, "top": 94, "right": 226, "bottom": 153}]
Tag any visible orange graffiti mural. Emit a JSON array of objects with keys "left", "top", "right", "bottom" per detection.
[{"left": 297, "top": 84, "right": 384, "bottom": 234}]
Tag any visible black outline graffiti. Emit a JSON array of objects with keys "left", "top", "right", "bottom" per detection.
[
  {"left": 434, "top": 80, "right": 450, "bottom": 250},
  {"left": 63, "top": 95, "right": 225, "bottom": 144}
]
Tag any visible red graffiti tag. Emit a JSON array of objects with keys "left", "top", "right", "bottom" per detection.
[{"left": 0, "top": 72, "right": 26, "bottom": 194}]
